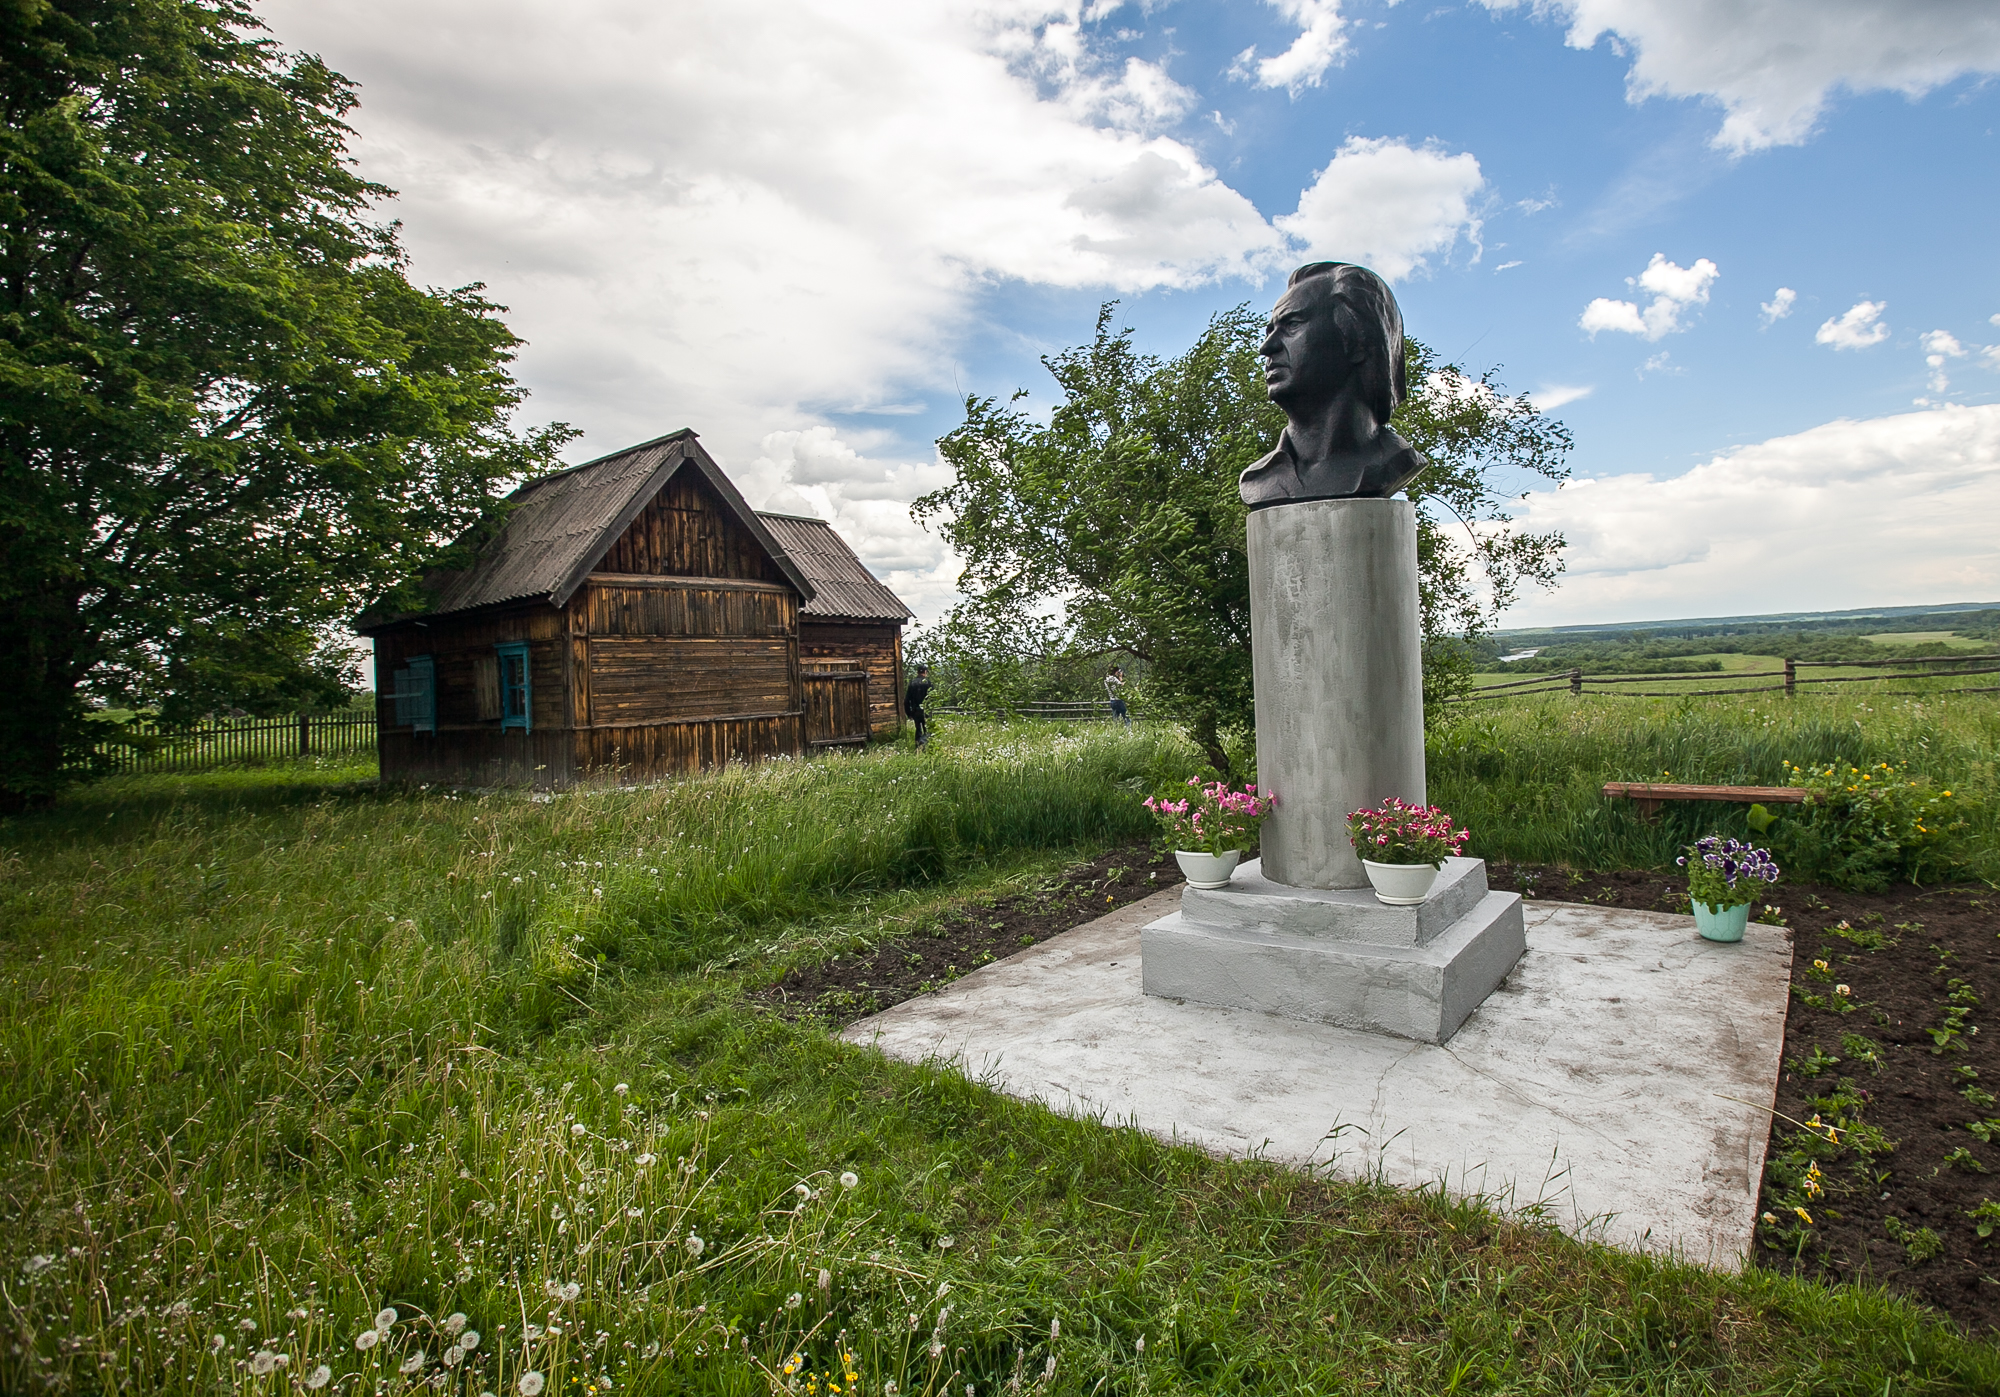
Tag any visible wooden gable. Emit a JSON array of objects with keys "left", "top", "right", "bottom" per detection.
[{"left": 596, "top": 466, "right": 789, "bottom": 584}]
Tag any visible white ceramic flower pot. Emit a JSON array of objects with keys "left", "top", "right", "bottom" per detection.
[
  {"left": 1361, "top": 859, "right": 1440, "bottom": 906},
  {"left": 1174, "top": 849, "right": 1242, "bottom": 890}
]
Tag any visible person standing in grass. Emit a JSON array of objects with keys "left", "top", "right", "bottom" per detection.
[
  {"left": 904, "top": 664, "right": 934, "bottom": 749},
  {"left": 1104, "top": 665, "right": 1130, "bottom": 727}
]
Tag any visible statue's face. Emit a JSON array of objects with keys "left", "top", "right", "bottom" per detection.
[{"left": 1259, "top": 280, "right": 1352, "bottom": 412}]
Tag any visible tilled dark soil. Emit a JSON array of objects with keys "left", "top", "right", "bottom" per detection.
[
  {"left": 753, "top": 843, "right": 1184, "bottom": 1028},
  {"left": 1489, "top": 862, "right": 2000, "bottom": 1330}
]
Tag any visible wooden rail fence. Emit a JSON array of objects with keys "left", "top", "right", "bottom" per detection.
[
  {"left": 87, "top": 711, "right": 379, "bottom": 774},
  {"left": 1450, "top": 652, "right": 2000, "bottom": 703}
]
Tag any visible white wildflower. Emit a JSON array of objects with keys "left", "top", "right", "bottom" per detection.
[
  {"left": 354, "top": 1329, "right": 380, "bottom": 1351},
  {"left": 634, "top": 1154, "right": 656, "bottom": 1167},
  {"left": 839, "top": 1171, "right": 859, "bottom": 1190},
  {"left": 794, "top": 1183, "right": 811, "bottom": 1198},
  {"left": 240, "top": 1318, "right": 258, "bottom": 1332},
  {"left": 459, "top": 1330, "right": 480, "bottom": 1352},
  {"left": 571, "top": 1123, "right": 587, "bottom": 1138},
  {"left": 250, "top": 1350, "right": 279, "bottom": 1375},
  {"left": 400, "top": 1350, "right": 426, "bottom": 1374},
  {"left": 938, "top": 1235, "right": 954, "bottom": 1250},
  {"left": 784, "top": 1293, "right": 802, "bottom": 1311},
  {"left": 375, "top": 1307, "right": 399, "bottom": 1332},
  {"left": 211, "top": 1335, "right": 227, "bottom": 1352},
  {"left": 562, "top": 1282, "right": 581, "bottom": 1304},
  {"left": 685, "top": 1233, "right": 704, "bottom": 1259},
  {"left": 523, "top": 1325, "right": 544, "bottom": 1342},
  {"left": 1136, "top": 1335, "right": 1145, "bottom": 1355},
  {"left": 626, "top": 1208, "right": 642, "bottom": 1219},
  {"left": 287, "top": 1307, "right": 310, "bottom": 1321},
  {"left": 304, "top": 1365, "right": 332, "bottom": 1389},
  {"left": 445, "top": 1313, "right": 468, "bottom": 1335},
  {"left": 443, "top": 1346, "right": 464, "bottom": 1368},
  {"left": 614, "top": 1083, "right": 629, "bottom": 1096},
  {"left": 519, "top": 1372, "right": 546, "bottom": 1397},
  {"left": 1050, "top": 1318, "right": 1059, "bottom": 1339}
]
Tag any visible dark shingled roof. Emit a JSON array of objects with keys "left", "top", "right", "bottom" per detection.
[
  {"left": 756, "top": 512, "right": 914, "bottom": 624},
  {"left": 358, "top": 430, "right": 814, "bottom": 632}
]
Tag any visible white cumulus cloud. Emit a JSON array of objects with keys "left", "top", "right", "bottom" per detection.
[
  {"left": 1232, "top": 0, "right": 1352, "bottom": 95},
  {"left": 1475, "top": 0, "right": 2000, "bottom": 153},
  {"left": 1816, "top": 300, "right": 1890, "bottom": 350},
  {"left": 1921, "top": 329, "right": 1967, "bottom": 392},
  {"left": 1507, "top": 404, "right": 2000, "bottom": 626},
  {"left": 1276, "top": 137, "right": 1484, "bottom": 280},
  {"left": 1759, "top": 288, "right": 1796, "bottom": 326},
  {"left": 1579, "top": 253, "right": 1718, "bottom": 340}
]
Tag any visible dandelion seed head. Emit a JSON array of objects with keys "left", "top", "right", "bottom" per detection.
[
  {"left": 635, "top": 1154, "right": 656, "bottom": 1167},
  {"left": 211, "top": 1334, "right": 226, "bottom": 1352},
  {"left": 375, "top": 1307, "right": 398, "bottom": 1332},
  {"left": 304, "top": 1365, "right": 332, "bottom": 1390},
  {"left": 614, "top": 1083, "right": 629, "bottom": 1096},
  {"left": 445, "top": 1313, "right": 468, "bottom": 1335},
  {"left": 459, "top": 1330, "right": 480, "bottom": 1352},
  {"left": 685, "top": 1234, "right": 704, "bottom": 1259},
  {"left": 571, "top": 1123, "right": 587, "bottom": 1138},
  {"left": 818, "top": 1268, "right": 832, "bottom": 1292},
  {"left": 519, "top": 1372, "right": 546, "bottom": 1396},
  {"left": 250, "top": 1349, "right": 279, "bottom": 1375},
  {"left": 355, "top": 1329, "right": 380, "bottom": 1351},
  {"left": 400, "top": 1350, "right": 426, "bottom": 1374},
  {"left": 839, "top": 1171, "right": 859, "bottom": 1189},
  {"left": 561, "top": 1283, "right": 581, "bottom": 1304}
]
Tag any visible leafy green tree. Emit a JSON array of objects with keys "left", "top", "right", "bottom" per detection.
[
  {"left": 0, "top": 0, "right": 569, "bottom": 808},
  {"left": 914, "top": 305, "right": 1571, "bottom": 774}
]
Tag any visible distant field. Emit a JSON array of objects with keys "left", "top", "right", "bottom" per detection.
[{"left": 1864, "top": 631, "right": 1990, "bottom": 648}]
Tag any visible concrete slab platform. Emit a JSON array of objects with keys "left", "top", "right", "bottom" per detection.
[{"left": 841, "top": 887, "right": 1792, "bottom": 1265}]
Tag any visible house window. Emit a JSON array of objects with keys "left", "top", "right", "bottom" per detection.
[
  {"left": 496, "top": 642, "right": 531, "bottom": 731},
  {"left": 392, "top": 654, "right": 436, "bottom": 733}
]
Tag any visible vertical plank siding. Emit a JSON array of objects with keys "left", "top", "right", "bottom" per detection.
[
  {"left": 802, "top": 671, "right": 870, "bottom": 748},
  {"left": 598, "top": 470, "right": 788, "bottom": 582}
]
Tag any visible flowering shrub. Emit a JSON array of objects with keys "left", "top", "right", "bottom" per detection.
[
  {"left": 1144, "top": 778, "right": 1273, "bottom": 855},
  {"left": 1678, "top": 835, "right": 1780, "bottom": 909},
  {"left": 1345, "top": 798, "right": 1470, "bottom": 868},
  {"left": 1773, "top": 760, "right": 1968, "bottom": 892}
]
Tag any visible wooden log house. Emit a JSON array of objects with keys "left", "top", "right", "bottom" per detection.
[{"left": 357, "top": 429, "right": 913, "bottom": 788}]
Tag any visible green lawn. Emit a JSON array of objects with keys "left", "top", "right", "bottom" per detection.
[{"left": 4, "top": 721, "right": 1999, "bottom": 1394}]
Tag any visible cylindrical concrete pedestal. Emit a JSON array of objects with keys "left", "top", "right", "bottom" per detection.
[{"left": 1250, "top": 498, "right": 1426, "bottom": 889}]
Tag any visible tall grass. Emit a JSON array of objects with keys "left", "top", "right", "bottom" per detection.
[
  {"left": 1432, "top": 691, "right": 2000, "bottom": 881},
  {"left": 4, "top": 719, "right": 1998, "bottom": 1394}
]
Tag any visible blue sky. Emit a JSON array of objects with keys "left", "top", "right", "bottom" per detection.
[{"left": 263, "top": 0, "right": 2000, "bottom": 628}]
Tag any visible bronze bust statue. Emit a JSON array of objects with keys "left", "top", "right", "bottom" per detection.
[{"left": 1239, "top": 261, "right": 1428, "bottom": 509}]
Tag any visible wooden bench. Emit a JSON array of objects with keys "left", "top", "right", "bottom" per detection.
[{"left": 1600, "top": 782, "right": 1807, "bottom": 822}]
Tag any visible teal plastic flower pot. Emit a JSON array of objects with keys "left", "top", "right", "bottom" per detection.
[{"left": 1691, "top": 900, "right": 1751, "bottom": 942}]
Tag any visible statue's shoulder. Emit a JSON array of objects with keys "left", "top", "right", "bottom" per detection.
[{"left": 1238, "top": 437, "right": 1295, "bottom": 508}]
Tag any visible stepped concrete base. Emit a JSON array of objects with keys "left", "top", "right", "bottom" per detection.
[{"left": 1142, "top": 857, "right": 1523, "bottom": 1043}]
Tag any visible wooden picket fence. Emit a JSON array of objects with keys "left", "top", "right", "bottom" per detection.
[
  {"left": 1450, "top": 652, "right": 2000, "bottom": 704},
  {"left": 88, "top": 711, "right": 379, "bottom": 774}
]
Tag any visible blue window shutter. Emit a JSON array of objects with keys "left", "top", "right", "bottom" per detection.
[
  {"left": 408, "top": 654, "right": 436, "bottom": 734},
  {"left": 496, "top": 642, "right": 531, "bottom": 732}
]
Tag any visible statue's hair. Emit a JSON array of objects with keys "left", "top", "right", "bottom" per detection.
[{"left": 1285, "top": 261, "right": 1407, "bottom": 424}]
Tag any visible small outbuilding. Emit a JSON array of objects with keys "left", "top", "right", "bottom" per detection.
[{"left": 357, "top": 429, "right": 913, "bottom": 788}]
